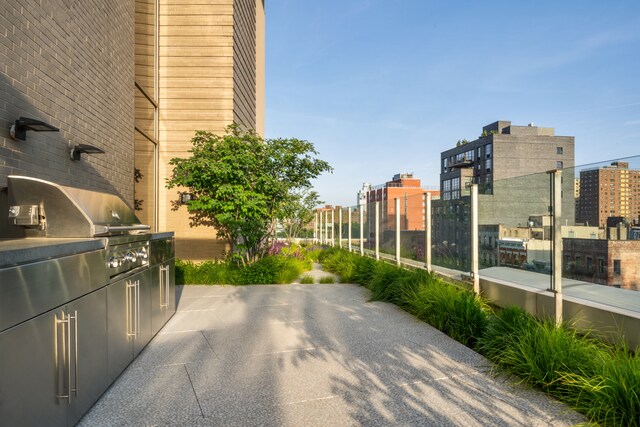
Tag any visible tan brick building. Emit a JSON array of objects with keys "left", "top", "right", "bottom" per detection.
[
  {"left": 1, "top": 0, "right": 265, "bottom": 260},
  {"left": 576, "top": 161, "right": 640, "bottom": 228}
]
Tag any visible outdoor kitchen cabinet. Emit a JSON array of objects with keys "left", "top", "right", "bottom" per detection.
[
  {"left": 150, "top": 235, "right": 176, "bottom": 337},
  {"left": 0, "top": 288, "right": 108, "bottom": 427},
  {"left": 150, "top": 259, "right": 176, "bottom": 336},
  {"left": 106, "top": 268, "right": 152, "bottom": 383}
]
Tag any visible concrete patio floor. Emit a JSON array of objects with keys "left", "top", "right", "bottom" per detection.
[{"left": 79, "top": 283, "right": 586, "bottom": 426}]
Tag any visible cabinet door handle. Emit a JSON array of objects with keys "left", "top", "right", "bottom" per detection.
[
  {"left": 165, "top": 266, "right": 170, "bottom": 308},
  {"left": 136, "top": 280, "right": 140, "bottom": 336},
  {"left": 126, "top": 281, "right": 136, "bottom": 337},
  {"left": 160, "top": 265, "right": 169, "bottom": 308},
  {"left": 55, "top": 311, "right": 71, "bottom": 403},
  {"left": 70, "top": 310, "right": 78, "bottom": 398}
]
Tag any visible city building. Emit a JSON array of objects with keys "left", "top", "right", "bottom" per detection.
[
  {"left": 357, "top": 182, "right": 371, "bottom": 209},
  {"left": 576, "top": 161, "right": 640, "bottom": 228},
  {"left": 563, "top": 238, "right": 640, "bottom": 290},
  {"left": 432, "top": 121, "right": 575, "bottom": 269},
  {"left": 0, "top": 0, "right": 265, "bottom": 261},
  {"left": 480, "top": 220, "right": 600, "bottom": 270},
  {"left": 365, "top": 173, "right": 439, "bottom": 232}
]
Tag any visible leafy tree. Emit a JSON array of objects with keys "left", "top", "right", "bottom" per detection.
[
  {"left": 167, "top": 125, "right": 332, "bottom": 265},
  {"left": 279, "top": 189, "right": 322, "bottom": 240}
]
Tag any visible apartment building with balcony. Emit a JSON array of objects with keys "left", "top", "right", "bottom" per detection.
[
  {"left": 576, "top": 161, "right": 640, "bottom": 228},
  {"left": 432, "top": 121, "right": 575, "bottom": 269}
]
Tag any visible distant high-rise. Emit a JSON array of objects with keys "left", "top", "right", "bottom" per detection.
[{"left": 576, "top": 162, "right": 640, "bottom": 228}]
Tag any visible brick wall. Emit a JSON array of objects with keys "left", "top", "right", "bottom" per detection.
[{"left": 0, "top": 0, "right": 135, "bottom": 202}]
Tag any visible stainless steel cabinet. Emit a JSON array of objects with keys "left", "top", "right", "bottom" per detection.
[
  {"left": 0, "top": 288, "right": 108, "bottom": 427},
  {"left": 107, "top": 269, "right": 152, "bottom": 383}
]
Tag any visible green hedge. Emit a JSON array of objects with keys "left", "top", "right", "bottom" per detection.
[
  {"left": 175, "top": 255, "right": 311, "bottom": 285},
  {"left": 318, "top": 247, "right": 640, "bottom": 427}
]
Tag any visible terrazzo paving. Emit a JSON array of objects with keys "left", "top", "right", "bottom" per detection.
[{"left": 79, "top": 282, "right": 586, "bottom": 426}]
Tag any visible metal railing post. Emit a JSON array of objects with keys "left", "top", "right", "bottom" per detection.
[
  {"left": 319, "top": 210, "right": 323, "bottom": 244},
  {"left": 471, "top": 184, "right": 479, "bottom": 295},
  {"left": 325, "top": 211, "right": 329, "bottom": 246},
  {"left": 359, "top": 208, "right": 364, "bottom": 256},
  {"left": 425, "top": 192, "right": 431, "bottom": 270},
  {"left": 331, "top": 208, "right": 336, "bottom": 246},
  {"left": 395, "top": 198, "right": 401, "bottom": 266},
  {"left": 347, "top": 209, "right": 352, "bottom": 251},
  {"left": 375, "top": 201, "right": 380, "bottom": 260},
  {"left": 550, "top": 169, "right": 563, "bottom": 325},
  {"left": 338, "top": 208, "right": 342, "bottom": 248}
]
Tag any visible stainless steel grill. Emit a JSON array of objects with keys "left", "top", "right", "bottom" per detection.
[
  {"left": 6, "top": 175, "right": 151, "bottom": 279},
  {"left": 1, "top": 176, "right": 174, "bottom": 427},
  {"left": 7, "top": 175, "right": 149, "bottom": 238}
]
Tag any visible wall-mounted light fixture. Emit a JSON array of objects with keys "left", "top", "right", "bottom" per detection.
[
  {"left": 180, "top": 192, "right": 196, "bottom": 204},
  {"left": 70, "top": 144, "right": 105, "bottom": 161},
  {"left": 10, "top": 117, "right": 60, "bottom": 141}
]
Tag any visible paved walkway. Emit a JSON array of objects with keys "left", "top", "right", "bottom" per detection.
[{"left": 80, "top": 283, "right": 586, "bottom": 426}]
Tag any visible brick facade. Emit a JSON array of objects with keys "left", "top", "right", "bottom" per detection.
[
  {"left": 563, "top": 238, "right": 640, "bottom": 290},
  {"left": 0, "top": 0, "right": 135, "bottom": 202}
]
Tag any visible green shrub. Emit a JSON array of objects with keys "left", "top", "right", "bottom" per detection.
[
  {"left": 478, "top": 305, "right": 538, "bottom": 361},
  {"left": 487, "top": 317, "right": 608, "bottom": 392},
  {"left": 299, "top": 275, "right": 315, "bottom": 284},
  {"left": 367, "top": 263, "right": 413, "bottom": 305},
  {"left": 175, "top": 259, "right": 240, "bottom": 285},
  {"left": 176, "top": 252, "right": 311, "bottom": 285},
  {"left": 404, "top": 280, "right": 489, "bottom": 348},
  {"left": 239, "top": 255, "right": 310, "bottom": 285},
  {"left": 556, "top": 349, "right": 640, "bottom": 427},
  {"left": 319, "top": 276, "right": 335, "bottom": 284},
  {"left": 350, "top": 255, "right": 377, "bottom": 284},
  {"left": 318, "top": 247, "right": 357, "bottom": 281}
]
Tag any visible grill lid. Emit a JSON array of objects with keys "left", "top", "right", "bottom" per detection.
[{"left": 7, "top": 175, "right": 149, "bottom": 237}]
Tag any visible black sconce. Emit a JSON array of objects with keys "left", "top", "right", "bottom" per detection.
[
  {"left": 10, "top": 117, "right": 60, "bottom": 141},
  {"left": 70, "top": 144, "right": 105, "bottom": 161},
  {"left": 180, "top": 192, "right": 196, "bottom": 204}
]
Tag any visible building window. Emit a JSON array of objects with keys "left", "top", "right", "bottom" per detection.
[
  {"left": 485, "top": 158, "right": 492, "bottom": 173},
  {"left": 613, "top": 259, "right": 621, "bottom": 275},
  {"left": 485, "top": 144, "right": 492, "bottom": 158},
  {"left": 565, "top": 255, "right": 571, "bottom": 270},
  {"left": 557, "top": 147, "right": 563, "bottom": 154},
  {"left": 598, "top": 258, "right": 605, "bottom": 274},
  {"left": 557, "top": 161, "right": 563, "bottom": 169},
  {"left": 586, "top": 257, "right": 593, "bottom": 273}
]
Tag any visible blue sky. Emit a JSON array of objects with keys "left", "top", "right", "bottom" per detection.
[{"left": 265, "top": 1, "right": 640, "bottom": 207}]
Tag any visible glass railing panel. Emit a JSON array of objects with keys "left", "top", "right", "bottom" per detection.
[
  {"left": 475, "top": 168, "right": 552, "bottom": 287},
  {"left": 399, "top": 192, "right": 427, "bottom": 265},
  {"left": 364, "top": 201, "right": 375, "bottom": 251},
  {"left": 380, "top": 198, "right": 396, "bottom": 259},
  {"left": 563, "top": 155, "right": 640, "bottom": 295},
  {"left": 431, "top": 195, "right": 471, "bottom": 272},
  {"left": 350, "top": 205, "right": 363, "bottom": 252}
]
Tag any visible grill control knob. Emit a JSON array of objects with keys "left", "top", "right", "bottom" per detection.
[
  {"left": 108, "top": 256, "right": 120, "bottom": 268},
  {"left": 126, "top": 251, "right": 137, "bottom": 263},
  {"left": 137, "top": 247, "right": 148, "bottom": 260}
]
